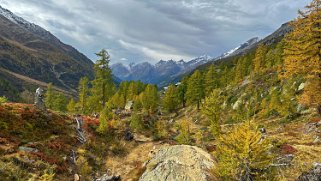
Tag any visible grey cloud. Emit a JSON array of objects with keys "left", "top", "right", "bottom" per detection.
[{"left": 0, "top": 0, "right": 310, "bottom": 64}]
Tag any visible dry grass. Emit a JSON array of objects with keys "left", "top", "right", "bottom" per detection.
[
  {"left": 105, "top": 141, "right": 165, "bottom": 180},
  {"left": 266, "top": 114, "right": 321, "bottom": 180}
]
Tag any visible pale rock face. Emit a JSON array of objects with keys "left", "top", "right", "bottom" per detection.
[
  {"left": 233, "top": 99, "right": 242, "bottom": 110},
  {"left": 139, "top": 145, "right": 216, "bottom": 181},
  {"left": 298, "top": 83, "right": 305, "bottom": 91}
]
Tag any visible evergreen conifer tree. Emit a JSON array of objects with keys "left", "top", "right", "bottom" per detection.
[
  {"left": 140, "top": 84, "right": 159, "bottom": 114},
  {"left": 88, "top": 49, "right": 115, "bottom": 113},
  {"left": 45, "top": 83, "right": 54, "bottom": 109},
  {"left": 78, "top": 77, "right": 89, "bottom": 114},
  {"left": 163, "top": 84, "right": 179, "bottom": 113},
  {"left": 186, "top": 70, "right": 204, "bottom": 110},
  {"left": 97, "top": 105, "right": 112, "bottom": 134},
  {"left": 67, "top": 98, "right": 77, "bottom": 113},
  {"left": 177, "top": 77, "right": 188, "bottom": 108},
  {"left": 202, "top": 89, "right": 224, "bottom": 137},
  {"left": 253, "top": 44, "right": 267, "bottom": 74},
  {"left": 205, "top": 64, "right": 218, "bottom": 94}
]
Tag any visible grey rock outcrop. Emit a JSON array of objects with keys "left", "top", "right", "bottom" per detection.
[
  {"left": 34, "top": 87, "right": 45, "bottom": 110},
  {"left": 297, "top": 163, "right": 321, "bottom": 181},
  {"left": 139, "top": 145, "right": 215, "bottom": 181}
]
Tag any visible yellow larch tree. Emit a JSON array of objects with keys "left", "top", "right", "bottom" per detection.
[
  {"left": 214, "top": 122, "right": 274, "bottom": 180},
  {"left": 253, "top": 44, "right": 267, "bottom": 74},
  {"left": 284, "top": 0, "right": 321, "bottom": 112}
]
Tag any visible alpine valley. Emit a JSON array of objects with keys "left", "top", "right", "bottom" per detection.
[{"left": 0, "top": 1, "right": 321, "bottom": 181}]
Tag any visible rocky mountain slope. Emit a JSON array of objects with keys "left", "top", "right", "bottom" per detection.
[
  {"left": 202, "top": 22, "right": 291, "bottom": 67},
  {"left": 0, "top": 6, "right": 94, "bottom": 98}
]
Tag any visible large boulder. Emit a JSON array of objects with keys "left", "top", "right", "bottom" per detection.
[{"left": 139, "top": 145, "right": 216, "bottom": 181}]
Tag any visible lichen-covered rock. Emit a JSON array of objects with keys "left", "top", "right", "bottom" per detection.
[
  {"left": 139, "top": 145, "right": 216, "bottom": 181},
  {"left": 297, "top": 163, "right": 321, "bottom": 181}
]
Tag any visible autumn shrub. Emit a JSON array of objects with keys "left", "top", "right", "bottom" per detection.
[
  {"left": 194, "top": 129, "right": 205, "bottom": 147},
  {"left": 97, "top": 106, "right": 112, "bottom": 134},
  {"left": 130, "top": 113, "right": 144, "bottom": 132},
  {"left": 0, "top": 159, "right": 32, "bottom": 180},
  {"left": 38, "top": 169, "right": 55, "bottom": 181},
  {"left": 214, "top": 122, "right": 275, "bottom": 180},
  {"left": 154, "top": 119, "right": 168, "bottom": 140},
  {"left": 175, "top": 119, "right": 192, "bottom": 145},
  {"left": 76, "top": 156, "right": 92, "bottom": 179},
  {"left": 0, "top": 119, "right": 8, "bottom": 130},
  {"left": 109, "top": 141, "right": 128, "bottom": 156},
  {"left": 0, "top": 96, "right": 7, "bottom": 105}
]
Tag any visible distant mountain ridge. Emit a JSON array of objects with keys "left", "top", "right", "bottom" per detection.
[
  {"left": 0, "top": 6, "right": 95, "bottom": 99},
  {"left": 111, "top": 55, "right": 211, "bottom": 86},
  {"left": 111, "top": 36, "right": 260, "bottom": 87}
]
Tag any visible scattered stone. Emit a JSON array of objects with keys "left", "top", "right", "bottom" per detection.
[
  {"left": 74, "top": 174, "right": 80, "bottom": 181},
  {"left": 297, "top": 104, "right": 305, "bottom": 113},
  {"left": 241, "top": 78, "right": 251, "bottom": 87},
  {"left": 124, "top": 128, "right": 134, "bottom": 141},
  {"left": 70, "top": 150, "right": 77, "bottom": 164},
  {"left": 305, "top": 123, "right": 319, "bottom": 134},
  {"left": 297, "top": 163, "right": 321, "bottom": 181},
  {"left": 125, "top": 101, "right": 134, "bottom": 112},
  {"left": 232, "top": 99, "right": 242, "bottom": 110},
  {"left": 317, "top": 120, "right": 321, "bottom": 127},
  {"left": 93, "top": 113, "right": 100, "bottom": 119},
  {"left": 34, "top": 87, "right": 45, "bottom": 110},
  {"left": 18, "top": 146, "right": 38, "bottom": 153},
  {"left": 313, "top": 136, "right": 321, "bottom": 144},
  {"left": 139, "top": 145, "right": 215, "bottom": 181},
  {"left": 93, "top": 174, "right": 121, "bottom": 181},
  {"left": 273, "top": 154, "right": 294, "bottom": 167},
  {"left": 260, "top": 127, "right": 267, "bottom": 134},
  {"left": 298, "top": 83, "right": 305, "bottom": 91}
]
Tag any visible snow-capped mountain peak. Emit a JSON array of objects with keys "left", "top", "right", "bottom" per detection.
[
  {"left": 0, "top": 6, "right": 39, "bottom": 30},
  {"left": 221, "top": 46, "right": 241, "bottom": 58},
  {"left": 0, "top": 6, "right": 59, "bottom": 43},
  {"left": 218, "top": 37, "right": 260, "bottom": 59}
]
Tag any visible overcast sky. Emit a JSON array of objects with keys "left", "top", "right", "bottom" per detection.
[{"left": 0, "top": 0, "right": 310, "bottom": 64}]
